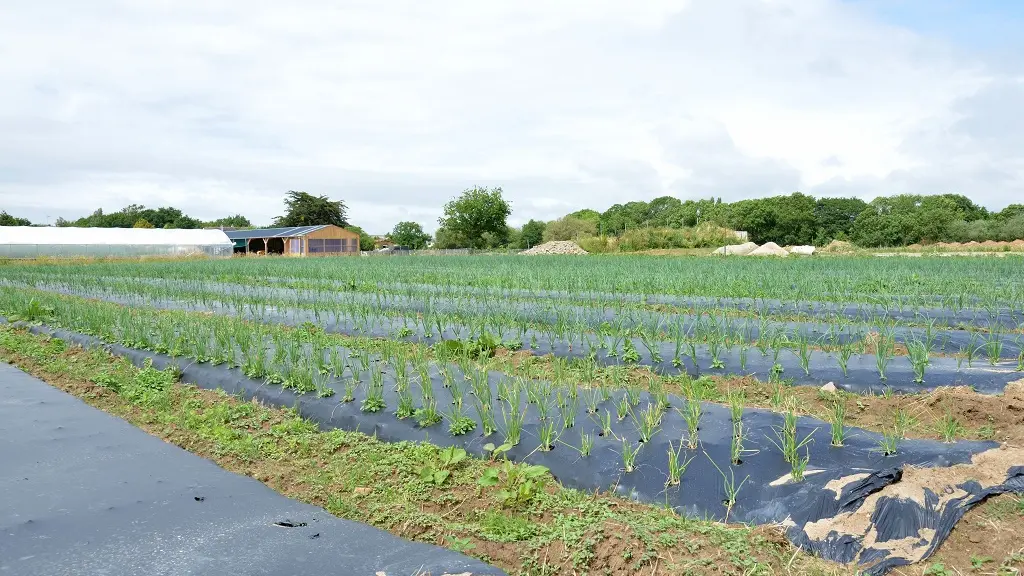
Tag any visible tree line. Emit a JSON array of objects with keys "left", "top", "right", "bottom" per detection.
[
  {"left": 411, "top": 189, "right": 1024, "bottom": 250},
  {"left": 550, "top": 193, "right": 1024, "bottom": 248},
  {"left": 4, "top": 189, "right": 1023, "bottom": 250}
]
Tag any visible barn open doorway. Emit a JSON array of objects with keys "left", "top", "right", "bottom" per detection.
[
  {"left": 266, "top": 238, "right": 285, "bottom": 255},
  {"left": 248, "top": 238, "right": 266, "bottom": 254}
]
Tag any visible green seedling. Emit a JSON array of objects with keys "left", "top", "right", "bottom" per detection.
[
  {"left": 477, "top": 461, "right": 549, "bottom": 509},
  {"left": 938, "top": 409, "right": 964, "bottom": 443},
  {"left": 666, "top": 441, "right": 695, "bottom": 486},
  {"left": 416, "top": 445, "right": 467, "bottom": 487},
  {"left": 621, "top": 439, "right": 641, "bottom": 473},
  {"left": 828, "top": 397, "right": 847, "bottom": 447}
]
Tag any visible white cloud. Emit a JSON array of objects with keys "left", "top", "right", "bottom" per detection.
[{"left": 0, "top": 0, "right": 1019, "bottom": 233}]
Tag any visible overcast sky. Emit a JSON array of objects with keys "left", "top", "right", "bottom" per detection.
[{"left": 2, "top": 0, "right": 1022, "bottom": 233}]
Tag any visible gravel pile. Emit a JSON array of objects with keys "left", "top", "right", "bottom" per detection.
[
  {"left": 520, "top": 241, "right": 588, "bottom": 255},
  {"left": 746, "top": 242, "right": 790, "bottom": 257}
]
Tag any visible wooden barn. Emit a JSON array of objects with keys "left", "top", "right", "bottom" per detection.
[{"left": 225, "top": 225, "right": 361, "bottom": 256}]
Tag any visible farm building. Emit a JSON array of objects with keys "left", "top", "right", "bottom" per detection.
[
  {"left": 0, "top": 226, "right": 233, "bottom": 258},
  {"left": 225, "top": 225, "right": 361, "bottom": 256}
]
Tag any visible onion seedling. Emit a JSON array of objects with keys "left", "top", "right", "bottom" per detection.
[
  {"left": 828, "top": 398, "right": 847, "bottom": 447},
  {"left": 679, "top": 398, "right": 702, "bottom": 450},
  {"left": 793, "top": 332, "right": 812, "bottom": 376},
  {"left": 473, "top": 396, "right": 497, "bottom": 436},
  {"left": 361, "top": 367, "right": 386, "bottom": 413},
  {"left": 908, "top": 340, "right": 929, "bottom": 383},
  {"left": 666, "top": 441, "right": 694, "bottom": 486},
  {"left": 599, "top": 409, "right": 613, "bottom": 437},
  {"left": 938, "top": 409, "right": 963, "bottom": 442},
  {"left": 625, "top": 385, "right": 641, "bottom": 407},
  {"left": 537, "top": 420, "right": 559, "bottom": 451},
  {"left": 728, "top": 391, "right": 745, "bottom": 423},
  {"left": 875, "top": 336, "right": 893, "bottom": 381},
  {"left": 985, "top": 329, "right": 1004, "bottom": 365},
  {"left": 500, "top": 399, "right": 525, "bottom": 446},
  {"left": 705, "top": 454, "right": 748, "bottom": 523},
  {"left": 560, "top": 392, "right": 578, "bottom": 429},
  {"left": 583, "top": 387, "right": 601, "bottom": 414},
  {"left": 621, "top": 440, "right": 641, "bottom": 473},
  {"left": 577, "top": 433, "right": 594, "bottom": 457},
  {"left": 730, "top": 421, "right": 746, "bottom": 465},
  {"left": 876, "top": 428, "right": 900, "bottom": 456}
]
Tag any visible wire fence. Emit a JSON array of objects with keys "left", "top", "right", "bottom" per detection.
[{"left": 362, "top": 248, "right": 522, "bottom": 256}]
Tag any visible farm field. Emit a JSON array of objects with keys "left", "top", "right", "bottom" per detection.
[{"left": 1, "top": 254, "right": 1023, "bottom": 576}]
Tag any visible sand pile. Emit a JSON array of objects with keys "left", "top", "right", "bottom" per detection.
[
  {"left": 711, "top": 242, "right": 758, "bottom": 256},
  {"left": 746, "top": 242, "right": 789, "bottom": 257},
  {"left": 821, "top": 240, "right": 854, "bottom": 253},
  {"left": 520, "top": 241, "right": 588, "bottom": 255}
]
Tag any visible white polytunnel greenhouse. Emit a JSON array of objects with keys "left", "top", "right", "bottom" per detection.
[{"left": 0, "top": 226, "right": 234, "bottom": 258}]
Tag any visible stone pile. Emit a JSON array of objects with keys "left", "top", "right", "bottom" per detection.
[{"left": 520, "top": 241, "right": 589, "bottom": 255}]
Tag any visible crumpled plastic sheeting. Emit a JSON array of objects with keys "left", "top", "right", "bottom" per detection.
[
  {"left": 790, "top": 460, "right": 1024, "bottom": 575},
  {"left": 13, "top": 321, "right": 1024, "bottom": 575}
]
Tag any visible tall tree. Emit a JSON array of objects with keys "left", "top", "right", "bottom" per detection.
[
  {"left": 543, "top": 216, "right": 596, "bottom": 242},
  {"left": 390, "top": 221, "right": 432, "bottom": 249},
  {"left": 518, "top": 219, "right": 546, "bottom": 248},
  {"left": 342, "top": 225, "right": 375, "bottom": 251},
  {"left": 0, "top": 211, "right": 31, "bottom": 226},
  {"left": 55, "top": 205, "right": 201, "bottom": 229},
  {"left": 437, "top": 186, "right": 511, "bottom": 249},
  {"left": 204, "top": 215, "right": 253, "bottom": 228},
  {"left": 273, "top": 191, "right": 348, "bottom": 227},
  {"left": 813, "top": 197, "right": 868, "bottom": 243}
]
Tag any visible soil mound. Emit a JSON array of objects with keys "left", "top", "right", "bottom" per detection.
[
  {"left": 746, "top": 242, "right": 789, "bottom": 257},
  {"left": 821, "top": 240, "right": 854, "bottom": 253},
  {"left": 520, "top": 241, "right": 588, "bottom": 255},
  {"left": 711, "top": 241, "right": 758, "bottom": 256}
]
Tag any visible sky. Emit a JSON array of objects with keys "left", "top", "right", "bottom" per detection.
[{"left": 1, "top": 0, "right": 1022, "bottom": 233}]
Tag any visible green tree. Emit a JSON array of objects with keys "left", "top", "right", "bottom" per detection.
[
  {"left": 55, "top": 205, "right": 202, "bottom": 229},
  {"left": 543, "top": 216, "right": 597, "bottom": 242},
  {"left": 813, "top": 197, "right": 868, "bottom": 244},
  {"left": 647, "top": 196, "right": 684, "bottom": 228},
  {"left": 726, "top": 193, "right": 816, "bottom": 245},
  {"left": 995, "top": 204, "right": 1024, "bottom": 221},
  {"left": 203, "top": 214, "right": 253, "bottom": 228},
  {"left": 345, "top": 225, "right": 375, "bottom": 251},
  {"left": 935, "top": 194, "right": 988, "bottom": 221},
  {"left": 851, "top": 196, "right": 919, "bottom": 247},
  {"left": 600, "top": 203, "right": 642, "bottom": 235},
  {"left": 0, "top": 211, "right": 31, "bottom": 226},
  {"left": 274, "top": 191, "right": 349, "bottom": 227},
  {"left": 518, "top": 219, "right": 546, "bottom": 248},
  {"left": 568, "top": 209, "right": 601, "bottom": 225},
  {"left": 432, "top": 226, "right": 461, "bottom": 249},
  {"left": 132, "top": 218, "right": 155, "bottom": 228},
  {"left": 437, "top": 186, "right": 511, "bottom": 249},
  {"left": 390, "top": 221, "right": 432, "bottom": 249}
]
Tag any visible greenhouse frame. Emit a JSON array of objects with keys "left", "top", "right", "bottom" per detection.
[{"left": 0, "top": 227, "right": 234, "bottom": 258}]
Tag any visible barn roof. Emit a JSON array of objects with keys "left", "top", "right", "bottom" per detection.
[{"left": 223, "top": 225, "right": 329, "bottom": 240}]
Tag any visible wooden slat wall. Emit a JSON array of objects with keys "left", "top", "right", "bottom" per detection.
[{"left": 300, "top": 225, "right": 361, "bottom": 256}]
